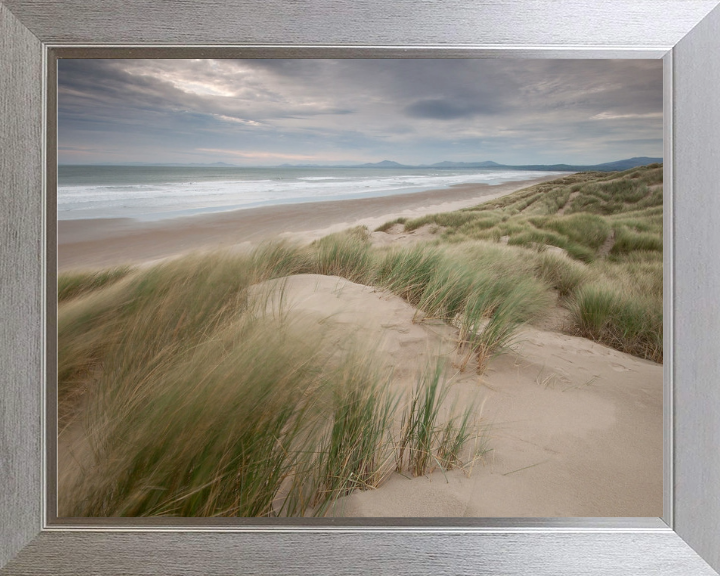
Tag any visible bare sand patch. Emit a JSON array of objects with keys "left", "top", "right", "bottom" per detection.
[{"left": 253, "top": 274, "right": 663, "bottom": 517}]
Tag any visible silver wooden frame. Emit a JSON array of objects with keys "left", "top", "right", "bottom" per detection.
[{"left": 2, "top": 1, "right": 720, "bottom": 574}]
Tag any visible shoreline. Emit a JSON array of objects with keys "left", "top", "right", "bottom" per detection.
[
  {"left": 58, "top": 174, "right": 561, "bottom": 270},
  {"left": 57, "top": 167, "right": 663, "bottom": 518}
]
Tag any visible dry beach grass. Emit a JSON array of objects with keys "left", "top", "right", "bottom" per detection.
[{"left": 58, "top": 165, "right": 663, "bottom": 517}]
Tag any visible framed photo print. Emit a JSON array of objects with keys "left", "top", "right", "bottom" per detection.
[{"left": 1, "top": 1, "right": 720, "bottom": 574}]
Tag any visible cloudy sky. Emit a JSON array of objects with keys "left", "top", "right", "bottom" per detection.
[{"left": 58, "top": 59, "right": 663, "bottom": 166}]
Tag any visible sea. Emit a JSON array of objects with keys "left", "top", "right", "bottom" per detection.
[{"left": 57, "top": 165, "right": 567, "bottom": 221}]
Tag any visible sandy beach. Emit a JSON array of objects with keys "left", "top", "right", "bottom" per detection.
[
  {"left": 54, "top": 55, "right": 665, "bottom": 524},
  {"left": 58, "top": 169, "right": 663, "bottom": 518},
  {"left": 58, "top": 176, "right": 561, "bottom": 270}
]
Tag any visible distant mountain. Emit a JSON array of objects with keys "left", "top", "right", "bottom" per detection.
[
  {"left": 276, "top": 162, "right": 353, "bottom": 167},
  {"left": 489, "top": 157, "right": 662, "bottom": 172},
  {"left": 357, "top": 160, "right": 407, "bottom": 168},
  {"left": 417, "top": 157, "right": 662, "bottom": 172},
  {"left": 347, "top": 157, "right": 662, "bottom": 172},
  {"left": 64, "top": 157, "right": 662, "bottom": 172},
  {"left": 588, "top": 157, "right": 663, "bottom": 171}
]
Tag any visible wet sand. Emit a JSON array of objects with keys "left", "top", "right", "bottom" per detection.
[{"left": 58, "top": 176, "right": 561, "bottom": 270}]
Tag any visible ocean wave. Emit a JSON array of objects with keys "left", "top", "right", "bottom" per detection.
[{"left": 58, "top": 169, "right": 567, "bottom": 220}]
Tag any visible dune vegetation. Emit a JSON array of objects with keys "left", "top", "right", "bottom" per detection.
[
  {"left": 385, "top": 163, "right": 663, "bottom": 362},
  {"left": 58, "top": 250, "right": 488, "bottom": 517},
  {"left": 58, "top": 164, "right": 662, "bottom": 517}
]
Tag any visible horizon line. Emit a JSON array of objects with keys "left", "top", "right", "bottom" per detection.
[{"left": 58, "top": 156, "right": 664, "bottom": 168}]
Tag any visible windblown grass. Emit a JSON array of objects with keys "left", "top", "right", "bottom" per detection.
[
  {"left": 370, "top": 241, "right": 551, "bottom": 370},
  {"left": 540, "top": 213, "right": 611, "bottom": 250},
  {"left": 59, "top": 164, "right": 664, "bottom": 516},
  {"left": 611, "top": 225, "right": 663, "bottom": 255},
  {"left": 58, "top": 252, "right": 257, "bottom": 427},
  {"left": 396, "top": 361, "right": 482, "bottom": 477},
  {"left": 58, "top": 266, "right": 132, "bottom": 302},
  {"left": 374, "top": 217, "right": 407, "bottom": 232},
  {"left": 436, "top": 400, "right": 478, "bottom": 471},
  {"left": 405, "top": 211, "right": 478, "bottom": 232},
  {"left": 458, "top": 277, "right": 551, "bottom": 372},
  {"left": 375, "top": 245, "right": 444, "bottom": 305},
  {"left": 397, "top": 361, "right": 446, "bottom": 476},
  {"left": 534, "top": 252, "right": 590, "bottom": 298},
  {"left": 64, "top": 309, "right": 326, "bottom": 516},
  {"left": 416, "top": 263, "right": 476, "bottom": 321},
  {"left": 250, "top": 240, "right": 314, "bottom": 279},
  {"left": 373, "top": 162, "right": 664, "bottom": 361},
  {"left": 312, "top": 228, "right": 374, "bottom": 283},
  {"left": 569, "top": 282, "right": 663, "bottom": 362},
  {"left": 287, "top": 354, "right": 399, "bottom": 517},
  {"left": 59, "top": 248, "right": 488, "bottom": 517}
]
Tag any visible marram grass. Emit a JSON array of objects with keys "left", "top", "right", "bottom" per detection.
[
  {"left": 396, "top": 360, "right": 483, "bottom": 478},
  {"left": 373, "top": 163, "right": 663, "bottom": 361},
  {"left": 59, "top": 249, "right": 488, "bottom": 517},
  {"left": 58, "top": 265, "right": 132, "bottom": 302},
  {"left": 59, "top": 164, "right": 664, "bottom": 516}
]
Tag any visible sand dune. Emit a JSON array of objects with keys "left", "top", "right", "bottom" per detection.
[
  {"left": 255, "top": 274, "right": 662, "bottom": 517},
  {"left": 58, "top": 170, "right": 663, "bottom": 518}
]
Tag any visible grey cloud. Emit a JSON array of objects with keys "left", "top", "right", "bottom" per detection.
[
  {"left": 58, "top": 59, "right": 663, "bottom": 166},
  {"left": 605, "top": 138, "right": 664, "bottom": 146},
  {"left": 404, "top": 99, "right": 492, "bottom": 120}
]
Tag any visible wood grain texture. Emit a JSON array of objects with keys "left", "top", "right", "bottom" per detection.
[
  {"left": 673, "top": 4, "right": 720, "bottom": 571},
  {"left": 0, "top": 0, "right": 717, "bottom": 47},
  {"left": 0, "top": 3, "right": 43, "bottom": 569},
  {"left": 1, "top": 531, "right": 718, "bottom": 576}
]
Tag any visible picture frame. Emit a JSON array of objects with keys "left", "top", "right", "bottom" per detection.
[{"left": 1, "top": 1, "right": 719, "bottom": 574}]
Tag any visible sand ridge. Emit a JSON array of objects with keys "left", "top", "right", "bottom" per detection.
[{"left": 253, "top": 274, "right": 663, "bottom": 517}]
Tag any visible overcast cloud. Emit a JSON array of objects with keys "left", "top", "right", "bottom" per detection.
[{"left": 58, "top": 59, "right": 663, "bottom": 166}]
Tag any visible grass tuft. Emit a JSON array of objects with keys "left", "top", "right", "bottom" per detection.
[
  {"left": 290, "top": 355, "right": 399, "bottom": 517},
  {"left": 395, "top": 361, "right": 481, "bottom": 477},
  {"left": 376, "top": 245, "right": 444, "bottom": 305},
  {"left": 374, "top": 217, "right": 407, "bottom": 232},
  {"left": 312, "top": 229, "right": 374, "bottom": 283},
  {"left": 569, "top": 282, "right": 662, "bottom": 362},
  {"left": 459, "top": 278, "right": 550, "bottom": 372},
  {"left": 535, "top": 252, "right": 590, "bottom": 297},
  {"left": 58, "top": 266, "right": 132, "bottom": 302}
]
